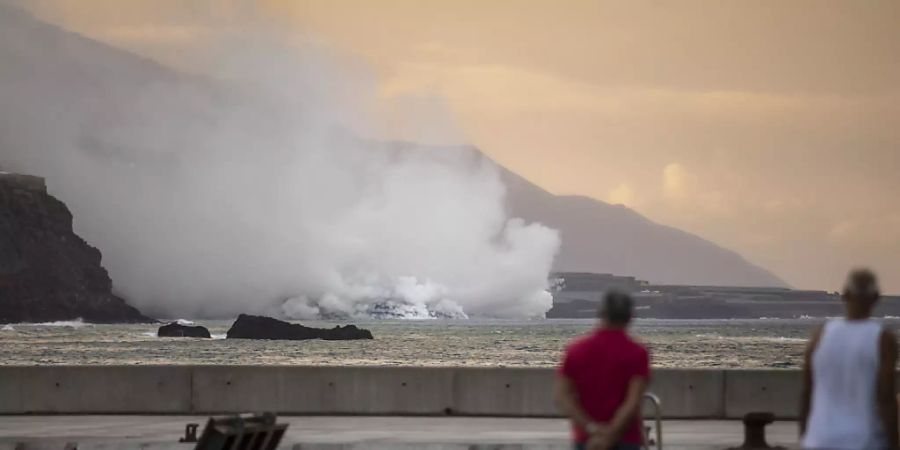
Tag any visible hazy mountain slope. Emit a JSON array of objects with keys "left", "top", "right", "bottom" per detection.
[
  {"left": 0, "top": 4, "right": 787, "bottom": 291},
  {"left": 500, "top": 166, "right": 787, "bottom": 287},
  {"left": 0, "top": 3, "right": 221, "bottom": 175}
]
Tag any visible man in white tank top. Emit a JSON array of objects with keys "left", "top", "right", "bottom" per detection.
[{"left": 800, "top": 269, "right": 898, "bottom": 449}]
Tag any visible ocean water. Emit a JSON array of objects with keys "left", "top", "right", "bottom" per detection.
[{"left": 2, "top": 318, "right": 896, "bottom": 368}]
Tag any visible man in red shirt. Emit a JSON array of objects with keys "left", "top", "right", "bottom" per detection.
[{"left": 555, "top": 291, "right": 650, "bottom": 450}]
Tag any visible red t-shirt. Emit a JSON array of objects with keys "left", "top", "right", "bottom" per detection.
[{"left": 558, "top": 328, "right": 650, "bottom": 444}]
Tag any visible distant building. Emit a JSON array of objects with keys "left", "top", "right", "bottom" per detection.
[
  {"left": 547, "top": 271, "right": 900, "bottom": 319},
  {"left": 551, "top": 272, "right": 647, "bottom": 292}
]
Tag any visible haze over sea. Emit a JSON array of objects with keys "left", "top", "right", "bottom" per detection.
[{"left": 6, "top": 318, "right": 900, "bottom": 369}]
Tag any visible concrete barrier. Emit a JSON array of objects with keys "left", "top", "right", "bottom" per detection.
[
  {"left": 0, "top": 366, "right": 808, "bottom": 418},
  {"left": 724, "top": 370, "right": 801, "bottom": 419},
  {"left": 192, "top": 366, "right": 456, "bottom": 415},
  {"left": 651, "top": 369, "right": 725, "bottom": 418},
  {"left": 0, "top": 366, "right": 192, "bottom": 414},
  {"left": 452, "top": 368, "right": 557, "bottom": 416}
]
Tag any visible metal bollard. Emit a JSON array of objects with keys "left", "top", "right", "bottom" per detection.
[
  {"left": 726, "top": 412, "right": 786, "bottom": 450},
  {"left": 179, "top": 423, "right": 200, "bottom": 443}
]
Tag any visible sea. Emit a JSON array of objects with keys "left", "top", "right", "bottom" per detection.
[{"left": 3, "top": 318, "right": 899, "bottom": 368}]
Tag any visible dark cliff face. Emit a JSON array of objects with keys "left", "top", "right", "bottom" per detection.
[{"left": 0, "top": 173, "right": 153, "bottom": 323}]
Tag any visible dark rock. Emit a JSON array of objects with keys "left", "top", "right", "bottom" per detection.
[
  {"left": 158, "top": 322, "right": 211, "bottom": 338},
  {"left": 226, "top": 314, "right": 373, "bottom": 341},
  {"left": 0, "top": 173, "right": 154, "bottom": 324}
]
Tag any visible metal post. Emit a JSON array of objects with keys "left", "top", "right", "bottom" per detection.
[{"left": 643, "top": 392, "right": 663, "bottom": 450}]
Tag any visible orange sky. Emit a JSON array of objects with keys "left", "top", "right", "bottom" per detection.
[{"left": 15, "top": 0, "right": 900, "bottom": 292}]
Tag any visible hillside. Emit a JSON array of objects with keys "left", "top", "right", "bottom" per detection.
[
  {"left": 500, "top": 166, "right": 786, "bottom": 287},
  {"left": 0, "top": 3, "right": 785, "bottom": 294}
]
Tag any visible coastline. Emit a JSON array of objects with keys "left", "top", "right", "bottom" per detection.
[{"left": 0, "top": 318, "right": 825, "bottom": 368}]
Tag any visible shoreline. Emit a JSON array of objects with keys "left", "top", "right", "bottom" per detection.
[{"left": 0, "top": 319, "right": 827, "bottom": 368}]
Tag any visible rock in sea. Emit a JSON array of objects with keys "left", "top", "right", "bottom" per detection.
[
  {"left": 158, "top": 322, "right": 211, "bottom": 338},
  {"left": 226, "top": 314, "right": 374, "bottom": 341},
  {"left": 0, "top": 173, "right": 153, "bottom": 324}
]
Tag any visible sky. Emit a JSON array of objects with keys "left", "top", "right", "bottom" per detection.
[{"left": 12, "top": 0, "right": 900, "bottom": 293}]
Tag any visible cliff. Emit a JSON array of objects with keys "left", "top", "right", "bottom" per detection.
[{"left": 0, "top": 173, "right": 153, "bottom": 323}]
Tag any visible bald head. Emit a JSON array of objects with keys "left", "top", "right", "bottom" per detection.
[
  {"left": 842, "top": 268, "right": 881, "bottom": 318},
  {"left": 844, "top": 268, "right": 881, "bottom": 301}
]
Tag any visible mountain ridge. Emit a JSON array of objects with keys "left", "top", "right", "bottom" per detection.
[
  {"left": 0, "top": 3, "right": 787, "bottom": 290},
  {"left": 493, "top": 153, "right": 786, "bottom": 287}
]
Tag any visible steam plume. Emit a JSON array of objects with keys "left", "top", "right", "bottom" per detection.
[{"left": 0, "top": 4, "right": 560, "bottom": 319}]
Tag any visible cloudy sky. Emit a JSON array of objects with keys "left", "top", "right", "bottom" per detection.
[{"left": 14, "top": 0, "right": 900, "bottom": 292}]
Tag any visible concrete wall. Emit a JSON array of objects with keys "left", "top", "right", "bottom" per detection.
[
  {"left": 0, "top": 366, "right": 803, "bottom": 419},
  {"left": 0, "top": 366, "right": 192, "bottom": 414},
  {"left": 724, "top": 370, "right": 800, "bottom": 419}
]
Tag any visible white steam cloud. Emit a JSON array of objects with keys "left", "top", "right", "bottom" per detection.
[{"left": 0, "top": 5, "right": 560, "bottom": 319}]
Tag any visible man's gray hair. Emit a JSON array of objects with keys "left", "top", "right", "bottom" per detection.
[{"left": 599, "top": 290, "right": 633, "bottom": 324}]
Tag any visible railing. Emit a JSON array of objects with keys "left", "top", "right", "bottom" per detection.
[{"left": 643, "top": 393, "right": 663, "bottom": 450}]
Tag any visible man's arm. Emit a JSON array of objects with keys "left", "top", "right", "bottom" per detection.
[
  {"left": 799, "top": 325, "right": 823, "bottom": 437},
  {"left": 605, "top": 376, "right": 648, "bottom": 443},
  {"left": 877, "top": 329, "right": 898, "bottom": 449},
  {"left": 555, "top": 375, "right": 598, "bottom": 431}
]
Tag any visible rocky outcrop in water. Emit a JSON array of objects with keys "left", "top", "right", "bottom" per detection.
[
  {"left": 158, "top": 322, "right": 211, "bottom": 338},
  {"left": 0, "top": 173, "right": 153, "bottom": 324},
  {"left": 226, "top": 314, "right": 374, "bottom": 341}
]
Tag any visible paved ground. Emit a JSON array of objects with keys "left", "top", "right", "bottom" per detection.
[{"left": 0, "top": 416, "right": 800, "bottom": 450}]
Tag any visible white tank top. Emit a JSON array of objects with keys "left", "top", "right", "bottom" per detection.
[{"left": 803, "top": 318, "right": 886, "bottom": 449}]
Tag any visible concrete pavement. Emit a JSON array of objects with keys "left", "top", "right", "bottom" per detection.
[{"left": 0, "top": 416, "right": 800, "bottom": 449}]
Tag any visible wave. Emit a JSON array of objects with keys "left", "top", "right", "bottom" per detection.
[
  {"left": 17, "top": 319, "right": 89, "bottom": 328},
  {"left": 155, "top": 319, "right": 196, "bottom": 325},
  {"left": 693, "top": 333, "right": 806, "bottom": 344},
  {"left": 762, "top": 336, "right": 807, "bottom": 343},
  {"left": 1, "top": 325, "right": 14, "bottom": 331},
  {"left": 693, "top": 333, "right": 722, "bottom": 339}
]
